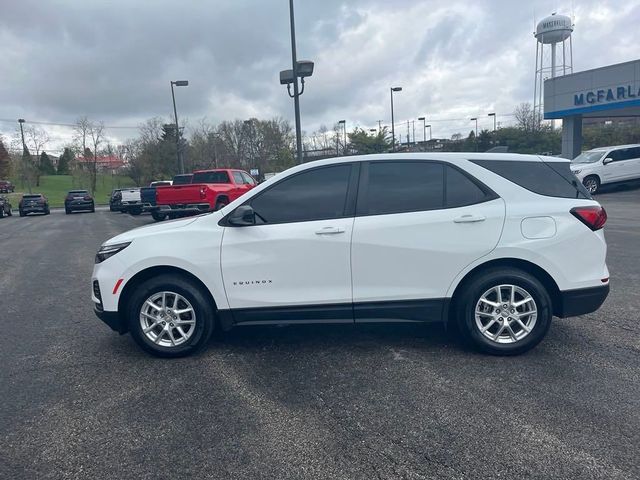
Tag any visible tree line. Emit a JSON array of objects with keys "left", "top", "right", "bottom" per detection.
[{"left": 2, "top": 102, "right": 639, "bottom": 192}]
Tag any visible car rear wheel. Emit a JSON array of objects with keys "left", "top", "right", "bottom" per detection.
[
  {"left": 151, "top": 211, "right": 167, "bottom": 222},
  {"left": 127, "top": 274, "right": 215, "bottom": 358},
  {"left": 19, "top": 210, "right": 25, "bottom": 217},
  {"left": 0, "top": 209, "right": 4, "bottom": 218},
  {"left": 583, "top": 176, "right": 600, "bottom": 194},
  {"left": 214, "top": 200, "right": 228, "bottom": 211},
  {"left": 457, "top": 268, "right": 552, "bottom": 355},
  {"left": 129, "top": 206, "right": 142, "bottom": 216}
]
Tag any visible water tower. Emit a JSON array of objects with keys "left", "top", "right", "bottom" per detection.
[{"left": 533, "top": 13, "right": 574, "bottom": 124}]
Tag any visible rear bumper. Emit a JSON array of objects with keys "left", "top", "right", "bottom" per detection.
[
  {"left": 557, "top": 284, "right": 609, "bottom": 318},
  {"left": 94, "top": 306, "right": 127, "bottom": 334},
  {"left": 21, "top": 206, "right": 47, "bottom": 213},
  {"left": 66, "top": 202, "right": 94, "bottom": 210}
]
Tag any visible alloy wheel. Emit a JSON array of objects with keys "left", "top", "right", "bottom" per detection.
[
  {"left": 474, "top": 284, "right": 537, "bottom": 344},
  {"left": 139, "top": 291, "right": 197, "bottom": 347}
]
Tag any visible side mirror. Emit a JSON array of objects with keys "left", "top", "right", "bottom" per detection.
[
  {"left": 228, "top": 205, "right": 255, "bottom": 226},
  {"left": 603, "top": 157, "right": 613, "bottom": 165}
]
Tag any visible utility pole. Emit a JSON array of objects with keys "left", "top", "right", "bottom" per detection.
[
  {"left": 412, "top": 120, "right": 415, "bottom": 145},
  {"left": 377, "top": 120, "right": 383, "bottom": 132},
  {"left": 406, "top": 120, "right": 410, "bottom": 147}
]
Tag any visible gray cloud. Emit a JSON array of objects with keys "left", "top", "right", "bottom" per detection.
[{"left": 0, "top": 0, "right": 637, "bottom": 149}]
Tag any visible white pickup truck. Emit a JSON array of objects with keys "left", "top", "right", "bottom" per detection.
[{"left": 119, "top": 188, "right": 143, "bottom": 215}]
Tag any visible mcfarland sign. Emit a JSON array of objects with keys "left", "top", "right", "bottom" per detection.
[{"left": 575, "top": 85, "right": 640, "bottom": 106}]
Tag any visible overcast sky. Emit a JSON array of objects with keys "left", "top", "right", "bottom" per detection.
[{"left": 1, "top": 0, "right": 638, "bottom": 152}]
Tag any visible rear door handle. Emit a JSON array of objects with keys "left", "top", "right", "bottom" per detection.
[
  {"left": 453, "top": 215, "right": 486, "bottom": 223},
  {"left": 315, "top": 226, "right": 345, "bottom": 235}
]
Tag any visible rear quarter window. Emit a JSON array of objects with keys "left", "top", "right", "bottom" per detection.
[{"left": 470, "top": 160, "right": 591, "bottom": 199}]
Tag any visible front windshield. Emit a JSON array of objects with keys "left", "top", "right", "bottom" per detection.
[{"left": 572, "top": 151, "right": 604, "bottom": 164}]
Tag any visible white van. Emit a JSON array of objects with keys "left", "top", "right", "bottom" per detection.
[{"left": 571, "top": 144, "right": 640, "bottom": 194}]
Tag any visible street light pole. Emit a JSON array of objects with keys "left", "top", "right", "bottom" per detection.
[
  {"left": 418, "top": 116, "right": 426, "bottom": 143},
  {"left": 390, "top": 87, "right": 402, "bottom": 152},
  {"left": 488, "top": 112, "right": 496, "bottom": 131},
  {"left": 470, "top": 117, "right": 478, "bottom": 152},
  {"left": 288, "top": 0, "right": 303, "bottom": 164},
  {"left": 338, "top": 120, "right": 346, "bottom": 155},
  {"left": 170, "top": 80, "right": 189, "bottom": 174},
  {"left": 426, "top": 124, "right": 432, "bottom": 141},
  {"left": 18, "top": 118, "right": 32, "bottom": 193}
]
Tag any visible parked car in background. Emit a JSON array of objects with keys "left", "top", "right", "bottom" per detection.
[
  {"left": 19, "top": 194, "right": 50, "bottom": 216},
  {"left": 571, "top": 144, "right": 640, "bottom": 194},
  {"left": 0, "top": 195, "right": 12, "bottom": 217},
  {"left": 120, "top": 188, "right": 143, "bottom": 215},
  {"left": 0, "top": 180, "right": 15, "bottom": 193},
  {"left": 65, "top": 190, "right": 95, "bottom": 214},
  {"left": 150, "top": 169, "right": 256, "bottom": 221},
  {"left": 92, "top": 153, "right": 608, "bottom": 358},
  {"left": 109, "top": 189, "right": 123, "bottom": 212}
]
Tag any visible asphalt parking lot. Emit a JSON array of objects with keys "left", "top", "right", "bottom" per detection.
[{"left": 1, "top": 186, "right": 639, "bottom": 480}]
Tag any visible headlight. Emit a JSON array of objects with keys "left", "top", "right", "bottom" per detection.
[
  {"left": 571, "top": 169, "right": 581, "bottom": 175},
  {"left": 95, "top": 242, "right": 131, "bottom": 263}
]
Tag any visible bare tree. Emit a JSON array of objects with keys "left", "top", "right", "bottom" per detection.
[
  {"left": 23, "top": 126, "right": 49, "bottom": 186},
  {"left": 89, "top": 122, "right": 104, "bottom": 194},
  {"left": 514, "top": 103, "right": 540, "bottom": 132}
]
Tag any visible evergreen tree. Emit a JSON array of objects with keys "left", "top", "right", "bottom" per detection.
[
  {"left": 57, "top": 148, "right": 74, "bottom": 175},
  {"left": 39, "top": 151, "right": 56, "bottom": 175},
  {"left": 0, "top": 139, "right": 10, "bottom": 179}
]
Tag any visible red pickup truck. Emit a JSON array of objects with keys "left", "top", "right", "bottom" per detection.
[{"left": 151, "top": 169, "right": 256, "bottom": 221}]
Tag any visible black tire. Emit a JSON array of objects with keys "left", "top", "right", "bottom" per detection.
[
  {"left": 583, "top": 175, "right": 600, "bottom": 195},
  {"left": 19, "top": 210, "right": 25, "bottom": 217},
  {"left": 7, "top": 208, "right": 12, "bottom": 217},
  {"left": 91, "top": 204, "right": 95, "bottom": 213},
  {"left": 65, "top": 208, "right": 71, "bottom": 214},
  {"left": 214, "top": 199, "right": 228, "bottom": 211},
  {"left": 127, "top": 274, "right": 216, "bottom": 358},
  {"left": 456, "top": 267, "right": 552, "bottom": 356},
  {"left": 45, "top": 209, "right": 50, "bottom": 215},
  {"left": 0, "top": 209, "right": 4, "bottom": 218},
  {"left": 151, "top": 211, "right": 167, "bottom": 222},
  {"left": 129, "top": 206, "right": 142, "bottom": 216}
]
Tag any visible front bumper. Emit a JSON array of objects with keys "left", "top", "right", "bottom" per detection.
[
  {"left": 94, "top": 306, "right": 127, "bottom": 334},
  {"left": 557, "top": 284, "right": 609, "bottom": 318}
]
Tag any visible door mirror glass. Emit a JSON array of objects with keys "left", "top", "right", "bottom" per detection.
[
  {"left": 603, "top": 157, "right": 613, "bottom": 165},
  {"left": 228, "top": 205, "right": 255, "bottom": 226}
]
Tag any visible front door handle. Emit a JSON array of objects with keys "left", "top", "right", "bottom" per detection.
[
  {"left": 315, "top": 226, "right": 345, "bottom": 235},
  {"left": 453, "top": 215, "right": 486, "bottom": 223}
]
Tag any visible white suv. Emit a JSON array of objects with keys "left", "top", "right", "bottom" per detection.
[
  {"left": 92, "top": 153, "right": 610, "bottom": 357},
  {"left": 571, "top": 144, "right": 640, "bottom": 194}
]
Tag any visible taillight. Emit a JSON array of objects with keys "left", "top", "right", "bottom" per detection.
[
  {"left": 200, "top": 186, "right": 207, "bottom": 199},
  {"left": 84, "top": 195, "right": 92, "bottom": 200},
  {"left": 570, "top": 206, "right": 607, "bottom": 231}
]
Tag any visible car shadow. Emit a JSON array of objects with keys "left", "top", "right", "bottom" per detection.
[{"left": 208, "top": 322, "right": 469, "bottom": 355}]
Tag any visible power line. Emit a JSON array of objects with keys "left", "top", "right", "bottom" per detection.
[{"left": 0, "top": 118, "right": 140, "bottom": 129}]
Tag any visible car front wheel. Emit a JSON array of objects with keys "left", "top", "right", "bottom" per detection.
[
  {"left": 457, "top": 268, "right": 552, "bottom": 355},
  {"left": 583, "top": 176, "right": 600, "bottom": 194},
  {"left": 127, "top": 274, "right": 215, "bottom": 358}
]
